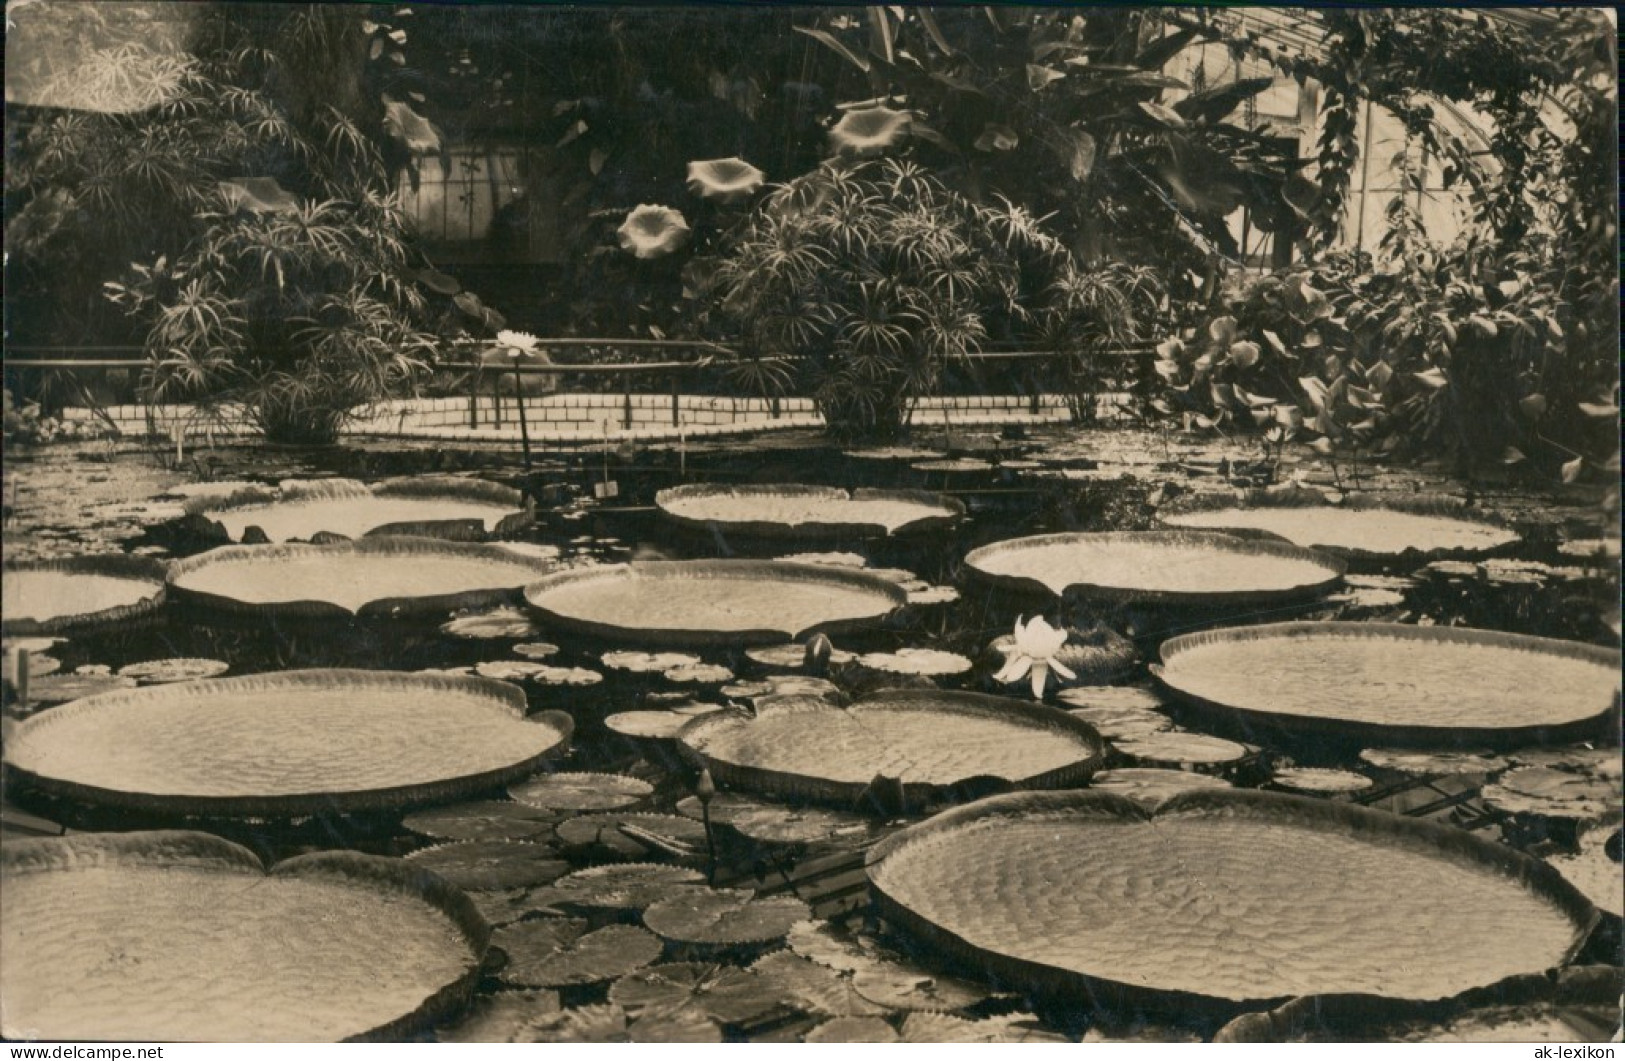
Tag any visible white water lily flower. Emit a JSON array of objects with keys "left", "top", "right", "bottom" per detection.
[
  {"left": 993, "top": 615, "right": 1076, "bottom": 699},
  {"left": 495, "top": 329, "right": 539, "bottom": 358}
]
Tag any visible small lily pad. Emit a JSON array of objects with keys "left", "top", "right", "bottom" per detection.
[
  {"left": 721, "top": 680, "right": 775, "bottom": 699},
  {"left": 644, "top": 888, "right": 811, "bottom": 946},
  {"left": 750, "top": 951, "right": 888, "bottom": 1018},
  {"left": 850, "top": 959, "right": 992, "bottom": 1013},
  {"left": 773, "top": 552, "right": 868, "bottom": 568},
  {"left": 512, "top": 642, "right": 561, "bottom": 660},
  {"left": 603, "top": 650, "right": 702, "bottom": 673},
  {"left": 435, "top": 989, "right": 561, "bottom": 1044},
  {"left": 116, "top": 658, "right": 230, "bottom": 684},
  {"left": 663, "top": 663, "right": 734, "bottom": 684},
  {"left": 466, "top": 888, "right": 569, "bottom": 927},
  {"left": 555, "top": 812, "right": 707, "bottom": 860},
  {"left": 528, "top": 1002, "right": 721, "bottom": 1044},
  {"left": 611, "top": 963, "right": 784, "bottom": 1026},
  {"left": 786, "top": 920, "right": 887, "bottom": 973},
  {"left": 1506, "top": 746, "right": 1621, "bottom": 777},
  {"left": 497, "top": 920, "right": 664, "bottom": 988},
  {"left": 905, "top": 584, "right": 960, "bottom": 606},
  {"left": 552, "top": 863, "right": 706, "bottom": 910},
  {"left": 675, "top": 793, "right": 875, "bottom": 847},
  {"left": 1483, "top": 767, "right": 1618, "bottom": 820},
  {"left": 440, "top": 607, "right": 542, "bottom": 640},
  {"left": 605, "top": 711, "right": 702, "bottom": 740},
  {"left": 531, "top": 666, "right": 603, "bottom": 687},
  {"left": 1358, "top": 748, "right": 1509, "bottom": 776},
  {"left": 1064, "top": 706, "right": 1173, "bottom": 741},
  {"left": 1090, "top": 768, "right": 1232, "bottom": 806},
  {"left": 490, "top": 542, "right": 563, "bottom": 563},
  {"left": 1271, "top": 768, "right": 1373, "bottom": 795},
  {"left": 856, "top": 648, "right": 972, "bottom": 676},
  {"left": 805, "top": 1017, "right": 899, "bottom": 1043},
  {"left": 1056, "top": 686, "right": 1168, "bottom": 712},
  {"left": 760, "top": 675, "right": 844, "bottom": 701},
  {"left": 404, "top": 839, "right": 570, "bottom": 890},
  {"left": 745, "top": 641, "right": 857, "bottom": 669},
  {"left": 509, "top": 772, "right": 653, "bottom": 812},
  {"left": 401, "top": 800, "right": 557, "bottom": 842},
  {"left": 474, "top": 660, "right": 551, "bottom": 681},
  {"left": 1112, "top": 731, "right": 1252, "bottom": 767}
]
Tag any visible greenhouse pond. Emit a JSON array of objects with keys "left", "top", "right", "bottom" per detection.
[{"left": 1, "top": 426, "right": 1620, "bottom": 1043}]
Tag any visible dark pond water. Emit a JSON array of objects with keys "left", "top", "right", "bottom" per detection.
[{"left": 2, "top": 428, "right": 1620, "bottom": 1042}]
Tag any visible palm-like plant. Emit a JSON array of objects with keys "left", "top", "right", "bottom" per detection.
[{"left": 710, "top": 157, "right": 1098, "bottom": 441}]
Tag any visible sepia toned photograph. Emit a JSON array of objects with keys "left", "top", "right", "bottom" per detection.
[{"left": 2, "top": 2, "right": 1620, "bottom": 1046}]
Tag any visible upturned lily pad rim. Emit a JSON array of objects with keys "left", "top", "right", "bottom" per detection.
[
  {"left": 1, "top": 554, "right": 168, "bottom": 636},
  {"left": 0, "top": 829, "right": 489, "bottom": 1043},
  {"left": 962, "top": 530, "right": 1346, "bottom": 606},
  {"left": 1158, "top": 489, "right": 1521, "bottom": 562},
  {"left": 655, "top": 483, "right": 965, "bottom": 539},
  {"left": 166, "top": 537, "right": 556, "bottom": 620},
  {"left": 522, "top": 560, "right": 907, "bottom": 648},
  {"left": 185, "top": 475, "right": 531, "bottom": 543},
  {"left": 677, "top": 688, "right": 1106, "bottom": 809},
  {"left": 1, "top": 668, "right": 573, "bottom": 819},
  {"left": 1152, "top": 621, "right": 1622, "bottom": 749},
  {"left": 865, "top": 788, "right": 1599, "bottom": 1016}
]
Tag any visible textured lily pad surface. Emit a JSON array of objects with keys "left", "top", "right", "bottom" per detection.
[
  {"left": 193, "top": 476, "right": 526, "bottom": 542},
  {"left": 679, "top": 690, "right": 1104, "bottom": 804},
  {"left": 508, "top": 772, "right": 653, "bottom": 812},
  {"left": 1163, "top": 504, "right": 1518, "bottom": 558},
  {"left": 657, "top": 484, "right": 962, "bottom": 537},
  {"left": 523, "top": 560, "right": 906, "bottom": 646},
  {"left": 2, "top": 556, "right": 166, "bottom": 634},
  {"left": 0, "top": 831, "right": 484, "bottom": 1042},
  {"left": 1156, "top": 622, "right": 1620, "bottom": 744},
  {"left": 3, "top": 669, "right": 571, "bottom": 817},
  {"left": 866, "top": 789, "right": 1596, "bottom": 1006},
  {"left": 169, "top": 538, "right": 554, "bottom": 618},
  {"left": 964, "top": 531, "right": 1344, "bottom": 603},
  {"left": 404, "top": 840, "right": 569, "bottom": 891},
  {"left": 643, "top": 888, "right": 811, "bottom": 946}
]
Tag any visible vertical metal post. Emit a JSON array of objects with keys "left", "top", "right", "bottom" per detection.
[
  {"left": 670, "top": 372, "right": 680, "bottom": 427},
  {"left": 512, "top": 363, "right": 532, "bottom": 471},
  {"left": 622, "top": 375, "right": 634, "bottom": 431}
]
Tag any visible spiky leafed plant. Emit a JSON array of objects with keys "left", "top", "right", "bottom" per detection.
[{"left": 709, "top": 157, "right": 1102, "bottom": 441}]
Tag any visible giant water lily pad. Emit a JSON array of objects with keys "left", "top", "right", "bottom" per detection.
[
  {"left": 1162, "top": 494, "right": 1519, "bottom": 560},
  {"left": 656, "top": 484, "right": 963, "bottom": 538},
  {"left": 2, "top": 669, "right": 572, "bottom": 818},
  {"left": 189, "top": 476, "right": 530, "bottom": 543},
  {"left": 169, "top": 537, "right": 556, "bottom": 619},
  {"left": 2, "top": 555, "right": 167, "bottom": 635},
  {"left": 1154, "top": 622, "right": 1621, "bottom": 747},
  {"left": 523, "top": 560, "right": 906, "bottom": 647},
  {"left": 678, "top": 690, "right": 1105, "bottom": 807},
  {"left": 963, "top": 531, "right": 1344, "bottom": 605},
  {"left": 866, "top": 789, "right": 1598, "bottom": 1009},
  {"left": 0, "top": 831, "right": 486, "bottom": 1041}
]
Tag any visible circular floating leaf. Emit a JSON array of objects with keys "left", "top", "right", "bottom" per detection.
[
  {"left": 117, "top": 658, "right": 230, "bottom": 684},
  {"left": 1064, "top": 706, "right": 1172, "bottom": 741},
  {"left": 529, "top": 1002, "right": 721, "bottom": 1043},
  {"left": 657, "top": 484, "right": 962, "bottom": 539},
  {"left": 906, "top": 585, "right": 960, "bottom": 606},
  {"left": 761, "top": 675, "right": 843, "bottom": 700},
  {"left": 750, "top": 951, "right": 887, "bottom": 1018},
  {"left": 1155, "top": 622, "right": 1620, "bottom": 746},
  {"left": 474, "top": 660, "right": 549, "bottom": 681},
  {"left": 3, "top": 555, "right": 167, "bottom": 635},
  {"left": 1056, "top": 686, "right": 1170, "bottom": 712},
  {"left": 523, "top": 560, "right": 906, "bottom": 648},
  {"left": 497, "top": 921, "right": 662, "bottom": 988},
  {"left": 1110, "top": 731, "right": 1251, "bottom": 767},
  {"left": 1507, "top": 746, "right": 1621, "bottom": 776},
  {"left": 845, "top": 446, "right": 943, "bottom": 462},
  {"left": 1270, "top": 768, "right": 1373, "bottom": 795},
  {"left": 402, "top": 801, "right": 557, "bottom": 842},
  {"left": 1090, "top": 768, "right": 1232, "bottom": 807},
  {"left": 512, "top": 642, "right": 560, "bottom": 660},
  {"left": 675, "top": 793, "right": 876, "bottom": 847},
  {"left": 663, "top": 663, "right": 734, "bottom": 684},
  {"left": 611, "top": 962, "right": 783, "bottom": 1026},
  {"left": 965, "top": 531, "right": 1344, "bottom": 604},
  {"left": 850, "top": 958, "right": 992, "bottom": 1013},
  {"left": 605, "top": 711, "right": 700, "bottom": 740},
  {"left": 746, "top": 641, "right": 857, "bottom": 669},
  {"left": 644, "top": 888, "right": 810, "bottom": 946},
  {"left": 856, "top": 648, "right": 972, "bottom": 676},
  {"left": 441, "top": 607, "right": 543, "bottom": 640},
  {"left": 552, "top": 863, "right": 705, "bottom": 910},
  {"left": 4, "top": 670, "right": 571, "bottom": 818},
  {"left": 191, "top": 476, "right": 526, "bottom": 543},
  {"left": 1358, "top": 748, "right": 1508, "bottom": 776},
  {"left": 866, "top": 789, "right": 1596, "bottom": 1007},
  {"left": 806, "top": 1017, "right": 899, "bottom": 1043},
  {"left": 911, "top": 458, "right": 991, "bottom": 474},
  {"left": 602, "top": 650, "right": 701, "bottom": 673},
  {"left": 555, "top": 813, "right": 707, "bottom": 861},
  {"left": 405, "top": 840, "right": 569, "bottom": 890},
  {"left": 435, "top": 989, "right": 560, "bottom": 1043},
  {"left": 786, "top": 920, "right": 886, "bottom": 973},
  {"left": 466, "top": 888, "right": 567, "bottom": 928},
  {"left": 1162, "top": 503, "right": 1518, "bottom": 559},
  {"left": 508, "top": 773, "right": 653, "bottom": 812},
  {"left": 1483, "top": 767, "right": 1617, "bottom": 820},
  {"left": 529, "top": 666, "right": 602, "bottom": 687},
  {"left": 2, "top": 831, "right": 486, "bottom": 1041},
  {"left": 774, "top": 552, "right": 867, "bottom": 568}
]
